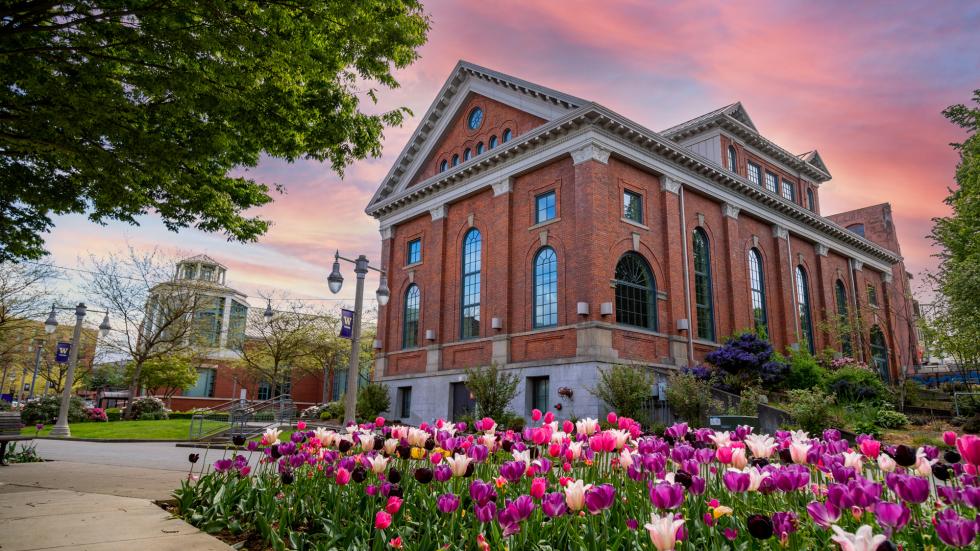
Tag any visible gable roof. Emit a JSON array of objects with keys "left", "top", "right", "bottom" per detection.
[
  {"left": 179, "top": 254, "right": 226, "bottom": 269},
  {"left": 661, "top": 102, "right": 832, "bottom": 182},
  {"left": 365, "top": 60, "right": 587, "bottom": 211}
]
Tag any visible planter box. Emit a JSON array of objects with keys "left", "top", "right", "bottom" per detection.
[{"left": 707, "top": 414, "right": 759, "bottom": 431}]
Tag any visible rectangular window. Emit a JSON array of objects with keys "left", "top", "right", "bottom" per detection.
[
  {"left": 747, "top": 162, "right": 761, "bottom": 185},
  {"left": 398, "top": 387, "right": 412, "bottom": 419},
  {"left": 535, "top": 191, "right": 556, "bottom": 224},
  {"left": 623, "top": 190, "right": 643, "bottom": 223},
  {"left": 764, "top": 171, "right": 778, "bottom": 193},
  {"left": 193, "top": 296, "right": 225, "bottom": 347},
  {"left": 407, "top": 238, "right": 421, "bottom": 265},
  {"left": 781, "top": 178, "right": 795, "bottom": 201},
  {"left": 332, "top": 370, "right": 347, "bottom": 402},
  {"left": 184, "top": 368, "right": 217, "bottom": 397},
  {"left": 529, "top": 376, "right": 549, "bottom": 413},
  {"left": 257, "top": 381, "right": 272, "bottom": 401},
  {"left": 867, "top": 284, "right": 879, "bottom": 307}
]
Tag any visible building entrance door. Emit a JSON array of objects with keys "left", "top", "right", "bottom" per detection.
[{"left": 451, "top": 382, "right": 476, "bottom": 421}]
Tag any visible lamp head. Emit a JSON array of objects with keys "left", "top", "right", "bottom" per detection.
[
  {"left": 44, "top": 304, "right": 58, "bottom": 334},
  {"left": 376, "top": 273, "right": 390, "bottom": 306},
  {"left": 327, "top": 251, "right": 344, "bottom": 294},
  {"left": 98, "top": 312, "right": 111, "bottom": 338},
  {"left": 263, "top": 299, "right": 274, "bottom": 324}
]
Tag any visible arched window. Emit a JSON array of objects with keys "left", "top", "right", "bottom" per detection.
[
  {"left": 489, "top": 136, "right": 498, "bottom": 149},
  {"left": 439, "top": 159, "right": 448, "bottom": 173},
  {"left": 402, "top": 285, "right": 420, "bottom": 349},
  {"left": 870, "top": 326, "right": 889, "bottom": 382},
  {"left": 748, "top": 248, "right": 767, "bottom": 335},
  {"left": 806, "top": 188, "right": 815, "bottom": 211},
  {"left": 476, "top": 142, "right": 484, "bottom": 155},
  {"left": 614, "top": 252, "right": 657, "bottom": 330},
  {"left": 835, "top": 280, "right": 852, "bottom": 356},
  {"left": 460, "top": 229, "right": 482, "bottom": 339},
  {"left": 847, "top": 223, "right": 865, "bottom": 238},
  {"left": 693, "top": 228, "right": 715, "bottom": 341},
  {"left": 502, "top": 128, "right": 512, "bottom": 143},
  {"left": 795, "top": 265, "right": 815, "bottom": 354},
  {"left": 451, "top": 154, "right": 459, "bottom": 167},
  {"left": 463, "top": 148, "right": 472, "bottom": 161},
  {"left": 533, "top": 247, "right": 558, "bottom": 328},
  {"left": 728, "top": 145, "right": 738, "bottom": 172}
]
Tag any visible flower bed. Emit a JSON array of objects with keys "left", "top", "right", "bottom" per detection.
[{"left": 174, "top": 412, "right": 980, "bottom": 550}]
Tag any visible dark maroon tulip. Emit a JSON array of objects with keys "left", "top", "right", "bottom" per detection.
[
  {"left": 387, "top": 467, "right": 401, "bottom": 484},
  {"left": 232, "top": 435, "right": 247, "bottom": 446},
  {"left": 424, "top": 437, "right": 435, "bottom": 451},
  {"left": 746, "top": 514, "right": 774, "bottom": 539},
  {"left": 414, "top": 467, "right": 433, "bottom": 484},
  {"left": 280, "top": 471, "right": 294, "bottom": 485},
  {"left": 188, "top": 453, "right": 200, "bottom": 464},
  {"left": 396, "top": 444, "right": 411, "bottom": 459},
  {"left": 892, "top": 445, "right": 916, "bottom": 467},
  {"left": 352, "top": 466, "right": 367, "bottom": 483},
  {"left": 338, "top": 440, "right": 352, "bottom": 453},
  {"left": 270, "top": 444, "right": 281, "bottom": 459},
  {"left": 944, "top": 450, "right": 961, "bottom": 464}
]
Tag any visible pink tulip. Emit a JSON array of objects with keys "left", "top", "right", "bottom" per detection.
[
  {"left": 859, "top": 439, "right": 881, "bottom": 458},
  {"left": 430, "top": 452, "right": 443, "bottom": 465},
  {"left": 532, "top": 409, "right": 543, "bottom": 422},
  {"left": 943, "top": 431, "right": 957, "bottom": 447},
  {"left": 336, "top": 467, "right": 351, "bottom": 486},
  {"left": 562, "top": 420, "right": 574, "bottom": 433},
  {"left": 531, "top": 477, "right": 548, "bottom": 499},
  {"left": 375, "top": 510, "right": 392, "bottom": 530},
  {"left": 375, "top": 417, "right": 385, "bottom": 428},
  {"left": 296, "top": 420, "right": 307, "bottom": 430},
  {"left": 386, "top": 496, "right": 403, "bottom": 515},
  {"left": 956, "top": 435, "right": 980, "bottom": 466},
  {"left": 543, "top": 412, "right": 555, "bottom": 424},
  {"left": 607, "top": 412, "right": 618, "bottom": 425},
  {"left": 730, "top": 448, "right": 748, "bottom": 469},
  {"left": 716, "top": 447, "right": 734, "bottom": 465}
]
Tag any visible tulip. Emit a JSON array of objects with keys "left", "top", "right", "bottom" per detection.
[
  {"left": 375, "top": 416, "right": 385, "bottom": 428},
  {"left": 542, "top": 492, "right": 567, "bottom": 517},
  {"left": 575, "top": 418, "right": 599, "bottom": 436},
  {"left": 445, "top": 454, "right": 472, "bottom": 477},
  {"left": 873, "top": 502, "right": 909, "bottom": 536},
  {"left": 335, "top": 467, "right": 351, "bottom": 486},
  {"left": 649, "top": 482, "right": 684, "bottom": 510},
  {"left": 469, "top": 479, "right": 496, "bottom": 506},
  {"left": 806, "top": 501, "right": 840, "bottom": 529},
  {"left": 367, "top": 454, "right": 389, "bottom": 474},
  {"left": 843, "top": 451, "right": 863, "bottom": 470},
  {"left": 731, "top": 447, "right": 748, "bottom": 469},
  {"left": 584, "top": 483, "right": 616, "bottom": 514},
  {"left": 889, "top": 473, "right": 929, "bottom": 504},
  {"left": 296, "top": 420, "right": 307, "bottom": 431},
  {"left": 859, "top": 438, "right": 881, "bottom": 458},
  {"left": 746, "top": 514, "right": 773, "bottom": 539},
  {"left": 606, "top": 412, "right": 618, "bottom": 425},
  {"left": 744, "top": 434, "right": 776, "bottom": 458},
  {"left": 934, "top": 509, "right": 979, "bottom": 547},
  {"left": 956, "top": 434, "right": 980, "bottom": 466},
  {"left": 708, "top": 431, "right": 732, "bottom": 448},
  {"left": 531, "top": 409, "right": 543, "bottom": 422},
  {"left": 564, "top": 479, "right": 590, "bottom": 511},
  {"left": 261, "top": 427, "right": 282, "bottom": 445},
  {"left": 723, "top": 469, "right": 750, "bottom": 492},
  {"left": 374, "top": 510, "right": 392, "bottom": 530},
  {"left": 943, "top": 430, "right": 958, "bottom": 447},
  {"left": 877, "top": 453, "right": 897, "bottom": 473},
  {"left": 437, "top": 493, "right": 460, "bottom": 514},
  {"left": 771, "top": 511, "right": 797, "bottom": 538},
  {"left": 388, "top": 536, "right": 402, "bottom": 549},
  {"left": 474, "top": 501, "right": 497, "bottom": 523},
  {"left": 830, "top": 525, "right": 887, "bottom": 551},
  {"left": 789, "top": 440, "right": 811, "bottom": 464},
  {"left": 530, "top": 477, "right": 547, "bottom": 499},
  {"left": 385, "top": 496, "right": 403, "bottom": 515},
  {"left": 645, "top": 512, "right": 685, "bottom": 551}
]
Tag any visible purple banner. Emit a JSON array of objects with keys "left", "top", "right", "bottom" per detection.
[
  {"left": 55, "top": 341, "right": 71, "bottom": 363},
  {"left": 340, "top": 309, "right": 354, "bottom": 339}
]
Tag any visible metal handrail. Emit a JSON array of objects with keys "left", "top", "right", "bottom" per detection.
[{"left": 188, "top": 393, "right": 296, "bottom": 441}]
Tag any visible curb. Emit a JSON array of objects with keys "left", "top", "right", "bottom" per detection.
[{"left": 29, "top": 436, "right": 197, "bottom": 443}]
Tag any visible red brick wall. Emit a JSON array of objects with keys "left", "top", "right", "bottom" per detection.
[{"left": 720, "top": 134, "right": 815, "bottom": 211}]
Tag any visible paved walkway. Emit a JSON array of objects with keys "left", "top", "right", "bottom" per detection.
[{"left": 0, "top": 440, "right": 232, "bottom": 550}]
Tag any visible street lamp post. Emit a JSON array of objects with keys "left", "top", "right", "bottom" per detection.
[
  {"left": 45, "top": 302, "right": 111, "bottom": 438},
  {"left": 327, "top": 251, "right": 389, "bottom": 424},
  {"left": 27, "top": 335, "right": 48, "bottom": 401}
]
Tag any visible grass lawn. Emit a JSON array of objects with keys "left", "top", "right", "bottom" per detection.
[{"left": 21, "top": 418, "right": 210, "bottom": 440}]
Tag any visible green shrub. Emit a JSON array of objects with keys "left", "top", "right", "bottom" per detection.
[
  {"left": 465, "top": 363, "right": 520, "bottom": 421},
  {"left": 588, "top": 364, "right": 654, "bottom": 424},
  {"left": 500, "top": 411, "right": 526, "bottom": 431},
  {"left": 21, "top": 395, "right": 87, "bottom": 424},
  {"left": 825, "top": 367, "right": 887, "bottom": 403},
  {"left": 854, "top": 418, "right": 881, "bottom": 439},
  {"left": 139, "top": 411, "right": 168, "bottom": 420},
  {"left": 666, "top": 372, "right": 721, "bottom": 425},
  {"left": 319, "top": 401, "right": 345, "bottom": 421},
  {"left": 126, "top": 396, "right": 170, "bottom": 420},
  {"left": 962, "top": 413, "right": 980, "bottom": 434},
  {"left": 785, "top": 388, "right": 836, "bottom": 435},
  {"left": 735, "top": 386, "right": 765, "bottom": 416},
  {"left": 356, "top": 383, "right": 390, "bottom": 421},
  {"left": 105, "top": 407, "right": 122, "bottom": 422},
  {"left": 875, "top": 409, "right": 910, "bottom": 429},
  {"left": 782, "top": 349, "right": 828, "bottom": 390}
]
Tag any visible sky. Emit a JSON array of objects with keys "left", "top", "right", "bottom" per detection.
[{"left": 41, "top": 0, "right": 980, "bottom": 310}]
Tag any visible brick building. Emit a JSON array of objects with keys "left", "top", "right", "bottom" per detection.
[
  {"left": 154, "top": 255, "right": 339, "bottom": 411},
  {"left": 365, "top": 61, "right": 920, "bottom": 423}
]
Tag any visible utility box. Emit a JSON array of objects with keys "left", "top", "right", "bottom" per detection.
[{"left": 707, "top": 415, "right": 759, "bottom": 431}]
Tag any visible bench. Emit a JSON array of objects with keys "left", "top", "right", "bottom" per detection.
[{"left": 0, "top": 411, "right": 33, "bottom": 466}]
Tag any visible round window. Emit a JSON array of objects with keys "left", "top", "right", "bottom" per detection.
[{"left": 467, "top": 107, "right": 484, "bottom": 130}]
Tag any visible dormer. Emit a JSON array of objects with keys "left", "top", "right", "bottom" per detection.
[{"left": 176, "top": 254, "right": 227, "bottom": 285}]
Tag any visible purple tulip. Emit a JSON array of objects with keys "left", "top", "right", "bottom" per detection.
[
  {"left": 542, "top": 492, "right": 567, "bottom": 517},
  {"left": 806, "top": 501, "right": 840, "bottom": 529},
  {"left": 771, "top": 511, "right": 797, "bottom": 537},
  {"left": 505, "top": 495, "right": 536, "bottom": 521},
  {"left": 469, "top": 479, "right": 496, "bottom": 506},
  {"left": 246, "top": 441, "right": 259, "bottom": 452},
  {"left": 934, "top": 509, "right": 979, "bottom": 547},
  {"left": 694, "top": 448, "right": 715, "bottom": 464},
  {"left": 213, "top": 459, "right": 233, "bottom": 473},
  {"left": 474, "top": 501, "right": 497, "bottom": 523},
  {"left": 670, "top": 444, "right": 695, "bottom": 463},
  {"left": 649, "top": 482, "right": 684, "bottom": 510},
  {"left": 689, "top": 475, "right": 706, "bottom": 495},
  {"left": 961, "top": 486, "right": 980, "bottom": 508},
  {"left": 823, "top": 428, "right": 842, "bottom": 441},
  {"left": 773, "top": 466, "right": 810, "bottom": 492},
  {"left": 434, "top": 464, "right": 452, "bottom": 482},
  {"left": 665, "top": 422, "right": 688, "bottom": 440},
  {"left": 873, "top": 502, "right": 910, "bottom": 536},
  {"left": 723, "top": 470, "right": 750, "bottom": 493},
  {"left": 499, "top": 461, "right": 525, "bottom": 483},
  {"left": 437, "top": 493, "right": 460, "bottom": 514},
  {"left": 847, "top": 477, "right": 882, "bottom": 508},
  {"left": 888, "top": 473, "right": 930, "bottom": 504},
  {"left": 278, "top": 441, "right": 296, "bottom": 455},
  {"left": 585, "top": 484, "right": 616, "bottom": 514},
  {"left": 467, "top": 444, "right": 489, "bottom": 463}
]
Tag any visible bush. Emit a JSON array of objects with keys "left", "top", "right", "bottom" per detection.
[
  {"left": 735, "top": 386, "right": 765, "bottom": 416},
  {"left": 465, "top": 363, "right": 520, "bottom": 421},
  {"left": 785, "top": 388, "right": 836, "bottom": 435},
  {"left": 704, "top": 332, "right": 788, "bottom": 391},
  {"left": 356, "top": 383, "right": 390, "bottom": 421},
  {"left": 21, "top": 395, "right": 87, "bottom": 424},
  {"left": 105, "top": 407, "right": 122, "bottom": 422},
  {"left": 666, "top": 372, "right": 721, "bottom": 425},
  {"left": 500, "top": 411, "right": 526, "bottom": 431},
  {"left": 781, "top": 349, "right": 828, "bottom": 390},
  {"left": 875, "top": 409, "right": 910, "bottom": 429},
  {"left": 588, "top": 364, "right": 654, "bottom": 424},
  {"left": 825, "top": 367, "right": 888, "bottom": 403},
  {"left": 319, "top": 401, "right": 345, "bottom": 421},
  {"left": 139, "top": 411, "right": 168, "bottom": 420},
  {"left": 125, "top": 396, "right": 170, "bottom": 420},
  {"left": 962, "top": 413, "right": 980, "bottom": 434},
  {"left": 87, "top": 407, "right": 108, "bottom": 422}
]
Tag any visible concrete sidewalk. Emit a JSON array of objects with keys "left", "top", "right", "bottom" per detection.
[{"left": 0, "top": 461, "right": 231, "bottom": 550}]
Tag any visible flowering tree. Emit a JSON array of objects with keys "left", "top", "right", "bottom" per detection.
[{"left": 705, "top": 333, "right": 789, "bottom": 390}]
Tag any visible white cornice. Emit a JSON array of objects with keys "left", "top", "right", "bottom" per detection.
[
  {"left": 492, "top": 177, "right": 513, "bottom": 196},
  {"left": 571, "top": 143, "right": 611, "bottom": 165},
  {"left": 722, "top": 203, "right": 740, "bottom": 219}
]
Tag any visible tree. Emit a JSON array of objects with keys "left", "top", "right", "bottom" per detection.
[
  {"left": 130, "top": 355, "right": 198, "bottom": 398},
  {"left": 233, "top": 300, "right": 322, "bottom": 397},
  {"left": 927, "top": 90, "right": 980, "bottom": 379},
  {"left": 0, "top": 1, "right": 429, "bottom": 262},
  {"left": 0, "top": 261, "right": 54, "bottom": 387},
  {"left": 464, "top": 364, "right": 520, "bottom": 421},
  {"left": 82, "top": 246, "right": 202, "bottom": 414},
  {"left": 588, "top": 364, "right": 654, "bottom": 424}
]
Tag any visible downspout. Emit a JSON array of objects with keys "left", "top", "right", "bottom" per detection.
[
  {"left": 848, "top": 259, "right": 865, "bottom": 362},
  {"left": 678, "top": 186, "right": 695, "bottom": 366},
  {"left": 784, "top": 228, "right": 801, "bottom": 342}
]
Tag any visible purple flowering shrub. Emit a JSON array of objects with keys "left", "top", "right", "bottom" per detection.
[{"left": 705, "top": 332, "right": 789, "bottom": 390}]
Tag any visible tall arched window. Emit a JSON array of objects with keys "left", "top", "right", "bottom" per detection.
[
  {"left": 614, "top": 252, "right": 657, "bottom": 330},
  {"left": 835, "top": 280, "right": 852, "bottom": 356},
  {"left": 728, "top": 145, "right": 738, "bottom": 172},
  {"left": 795, "top": 265, "right": 815, "bottom": 354},
  {"left": 476, "top": 142, "right": 484, "bottom": 155},
  {"left": 502, "top": 128, "right": 512, "bottom": 142},
  {"left": 806, "top": 188, "right": 816, "bottom": 212},
  {"left": 439, "top": 159, "right": 448, "bottom": 173},
  {"left": 451, "top": 154, "right": 460, "bottom": 167},
  {"left": 460, "top": 229, "right": 482, "bottom": 339},
  {"left": 489, "top": 136, "right": 498, "bottom": 149},
  {"left": 464, "top": 148, "right": 472, "bottom": 161},
  {"left": 402, "top": 285, "right": 420, "bottom": 349},
  {"left": 693, "top": 228, "right": 715, "bottom": 341},
  {"left": 748, "top": 248, "right": 767, "bottom": 335},
  {"left": 870, "top": 326, "right": 889, "bottom": 382},
  {"left": 533, "top": 247, "right": 558, "bottom": 328}
]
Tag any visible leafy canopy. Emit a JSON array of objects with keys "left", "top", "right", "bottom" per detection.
[{"left": 0, "top": 1, "right": 429, "bottom": 261}]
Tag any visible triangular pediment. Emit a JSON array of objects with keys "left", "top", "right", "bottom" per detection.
[
  {"left": 798, "top": 150, "right": 829, "bottom": 175},
  {"left": 366, "top": 61, "right": 586, "bottom": 212}
]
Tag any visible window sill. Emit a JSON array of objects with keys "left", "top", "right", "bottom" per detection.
[
  {"left": 620, "top": 217, "right": 649, "bottom": 230},
  {"left": 403, "top": 261, "right": 423, "bottom": 270},
  {"left": 529, "top": 217, "right": 561, "bottom": 231}
]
